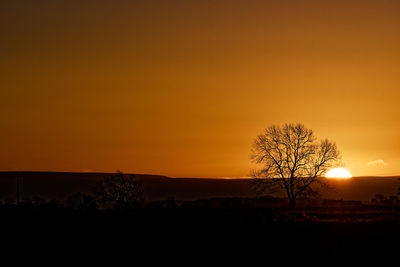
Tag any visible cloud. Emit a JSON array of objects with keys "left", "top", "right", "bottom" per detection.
[{"left": 366, "top": 160, "right": 388, "bottom": 167}]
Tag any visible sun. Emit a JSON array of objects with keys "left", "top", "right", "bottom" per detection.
[{"left": 325, "top": 168, "right": 352, "bottom": 179}]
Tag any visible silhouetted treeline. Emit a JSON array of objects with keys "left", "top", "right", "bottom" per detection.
[
  {"left": 0, "top": 169, "right": 397, "bottom": 211},
  {"left": 371, "top": 193, "right": 400, "bottom": 204}
]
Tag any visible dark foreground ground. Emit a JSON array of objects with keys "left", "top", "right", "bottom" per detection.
[{"left": 1, "top": 205, "right": 399, "bottom": 265}]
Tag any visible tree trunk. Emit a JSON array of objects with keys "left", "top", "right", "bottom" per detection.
[{"left": 289, "top": 198, "right": 296, "bottom": 208}]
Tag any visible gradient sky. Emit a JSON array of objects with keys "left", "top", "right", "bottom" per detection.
[{"left": 1, "top": 0, "right": 399, "bottom": 177}]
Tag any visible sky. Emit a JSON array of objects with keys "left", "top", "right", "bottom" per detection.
[{"left": 1, "top": 0, "right": 400, "bottom": 177}]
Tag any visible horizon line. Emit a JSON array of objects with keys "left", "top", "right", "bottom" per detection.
[{"left": 0, "top": 170, "right": 400, "bottom": 179}]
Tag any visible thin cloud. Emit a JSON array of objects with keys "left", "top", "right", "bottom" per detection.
[{"left": 366, "top": 160, "right": 388, "bottom": 167}]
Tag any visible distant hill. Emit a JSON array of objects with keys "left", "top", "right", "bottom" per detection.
[{"left": 0, "top": 172, "right": 399, "bottom": 202}]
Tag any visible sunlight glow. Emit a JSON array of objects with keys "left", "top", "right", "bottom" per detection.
[{"left": 325, "top": 168, "right": 352, "bottom": 179}]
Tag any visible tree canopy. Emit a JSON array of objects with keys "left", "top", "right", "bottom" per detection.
[{"left": 250, "top": 123, "right": 341, "bottom": 207}]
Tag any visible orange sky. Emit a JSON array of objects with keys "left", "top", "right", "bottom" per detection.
[{"left": 1, "top": 0, "right": 399, "bottom": 177}]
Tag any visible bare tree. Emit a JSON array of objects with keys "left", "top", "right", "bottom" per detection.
[
  {"left": 250, "top": 123, "right": 341, "bottom": 208},
  {"left": 94, "top": 171, "right": 144, "bottom": 210}
]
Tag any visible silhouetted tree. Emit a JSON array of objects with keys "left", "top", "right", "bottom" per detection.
[
  {"left": 23, "top": 197, "right": 33, "bottom": 207},
  {"left": 4, "top": 198, "right": 15, "bottom": 206},
  {"left": 388, "top": 195, "right": 399, "bottom": 204},
  {"left": 166, "top": 196, "right": 178, "bottom": 208},
  {"left": 94, "top": 171, "right": 143, "bottom": 210},
  {"left": 250, "top": 123, "right": 341, "bottom": 208},
  {"left": 32, "top": 196, "right": 45, "bottom": 207},
  {"left": 371, "top": 193, "right": 387, "bottom": 204}
]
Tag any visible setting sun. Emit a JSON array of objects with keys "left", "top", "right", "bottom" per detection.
[{"left": 325, "top": 168, "right": 352, "bottom": 179}]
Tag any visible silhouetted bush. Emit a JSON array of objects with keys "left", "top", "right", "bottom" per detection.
[
  {"left": 370, "top": 194, "right": 399, "bottom": 204},
  {"left": 66, "top": 192, "right": 98, "bottom": 210}
]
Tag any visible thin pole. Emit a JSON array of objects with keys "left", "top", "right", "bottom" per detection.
[{"left": 16, "top": 176, "right": 20, "bottom": 203}]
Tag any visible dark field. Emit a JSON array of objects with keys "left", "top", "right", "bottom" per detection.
[
  {"left": 1, "top": 204, "right": 400, "bottom": 264},
  {"left": 1, "top": 172, "right": 399, "bottom": 264}
]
